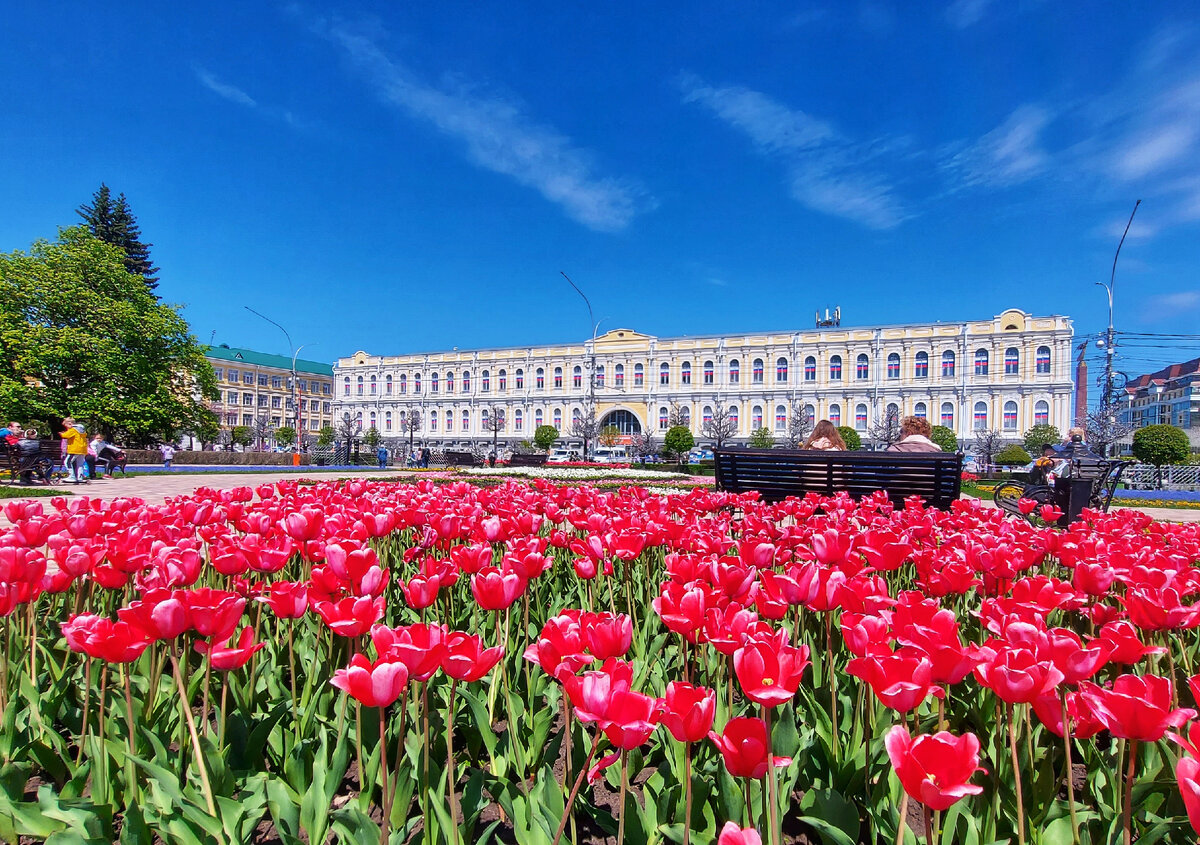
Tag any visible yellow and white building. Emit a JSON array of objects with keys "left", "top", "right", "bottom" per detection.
[{"left": 333, "top": 308, "right": 1073, "bottom": 449}]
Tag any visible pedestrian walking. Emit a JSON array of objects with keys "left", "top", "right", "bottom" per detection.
[
  {"left": 159, "top": 442, "right": 176, "bottom": 469},
  {"left": 377, "top": 445, "right": 388, "bottom": 470},
  {"left": 59, "top": 417, "right": 89, "bottom": 484}
]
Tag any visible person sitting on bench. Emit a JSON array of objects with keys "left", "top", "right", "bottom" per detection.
[
  {"left": 1028, "top": 444, "right": 1057, "bottom": 485},
  {"left": 887, "top": 416, "right": 942, "bottom": 453},
  {"left": 804, "top": 420, "right": 847, "bottom": 451},
  {"left": 17, "top": 428, "right": 47, "bottom": 485}
]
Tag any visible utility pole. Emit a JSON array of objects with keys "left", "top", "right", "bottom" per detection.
[
  {"left": 561, "top": 272, "right": 601, "bottom": 460},
  {"left": 245, "top": 306, "right": 308, "bottom": 457},
  {"left": 1097, "top": 200, "right": 1140, "bottom": 411}
]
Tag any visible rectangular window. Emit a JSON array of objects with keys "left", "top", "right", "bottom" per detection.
[
  {"left": 635, "top": 370, "right": 644, "bottom": 387},
  {"left": 271, "top": 416, "right": 280, "bottom": 427},
  {"left": 537, "top": 373, "right": 545, "bottom": 389},
  {"left": 258, "top": 375, "right": 268, "bottom": 387},
  {"left": 574, "top": 372, "right": 583, "bottom": 388},
  {"left": 323, "top": 402, "right": 331, "bottom": 413},
  {"left": 242, "top": 414, "right": 253, "bottom": 426},
  {"left": 243, "top": 393, "right": 253, "bottom": 406},
  {"left": 243, "top": 373, "right": 254, "bottom": 385},
  {"left": 258, "top": 396, "right": 268, "bottom": 407},
  {"left": 227, "top": 390, "right": 237, "bottom": 403},
  {"left": 660, "top": 369, "right": 669, "bottom": 386},
  {"left": 213, "top": 368, "right": 223, "bottom": 380},
  {"left": 915, "top": 358, "right": 928, "bottom": 378},
  {"left": 516, "top": 373, "right": 523, "bottom": 389},
  {"left": 225, "top": 413, "right": 236, "bottom": 425},
  {"left": 943, "top": 359, "right": 955, "bottom": 378},
  {"left": 753, "top": 362, "right": 763, "bottom": 383},
  {"left": 856, "top": 360, "right": 869, "bottom": 379},
  {"left": 554, "top": 372, "right": 563, "bottom": 389},
  {"left": 227, "top": 369, "right": 238, "bottom": 383},
  {"left": 681, "top": 369, "right": 690, "bottom": 385},
  {"left": 1005, "top": 354, "right": 1019, "bottom": 375},
  {"left": 704, "top": 365, "right": 713, "bottom": 385},
  {"left": 272, "top": 376, "right": 283, "bottom": 388},
  {"left": 322, "top": 383, "right": 331, "bottom": 395},
  {"left": 615, "top": 370, "right": 624, "bottom": 387},
  {"left": 887, "top": 360, "right": 900, "bottom": 378},
  {"left": 271, "top": 396, "right": 281, "bottom": 408}
]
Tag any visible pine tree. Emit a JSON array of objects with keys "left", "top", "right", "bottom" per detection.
[{"left": 77, "top": 184, "right": 160, "bottom": 291}]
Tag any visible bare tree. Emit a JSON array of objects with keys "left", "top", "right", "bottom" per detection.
[
  {"left": 668, "top": 401, "right": 689, "bottom": 428},
  {"left": 784, "top": 401, "right": 815, "bottom": 448},
  {"left": 216, "top": 428, "right": 232, "bottom": 452},
  {"left": 400, "top": 411, "right": 422, "bottom": 454},
  {"left": 335, "top": 414, "right": 361, "bottom": 464},
  {"left": 702, "top": 404, "right": 738, "bottom": 448},
  {"left": 253, "top": 415, "right": 274, "bottom": 451},
  {"left": 868, "top": 404, "right": 903, "bottom": 448},
  {"left": 629, "top": 431, "right": 658, "bottom": 464},
  {"left": 971, "top": 429, "right": 1005, "bottom": 470},
  {"left": 1085, "top": 400, "right": 1134, "bottom": 457},
  {"left": 571, "top": 402, "right": 599, "bottom": 460},
  {"left": 482, "top": 405, "right": 507, "bottom": 456}
]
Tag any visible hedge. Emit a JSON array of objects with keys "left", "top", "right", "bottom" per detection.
[{"left": 123, "top": 451, "right": 311, "bottom": 466}]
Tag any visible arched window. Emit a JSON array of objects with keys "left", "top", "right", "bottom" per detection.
[
  {"left": 702, "top": 405, "right": 713, "bottom": 424},
  {"left": 572, "top": 407, "right": 582, "bottom": 424},
  {"left": 914, "top": 402, "right": 927, "bottom": 419},
  {"left": 830, "top": 355, "right": 843, "bottom": 380},
  {"left": 974, "top": 349, "right": 989, "bottom": 376},
  {"left": 573, "top": 366, "right": 582, "bottom": 389},
  {"left": 535, "top": 408, "right": 544, "bottom": 427},
  {"left": 660, "top": 362, "right": 670, "bottom": 385},
  {"left": 369, "top": 411, "right": 376, "bottom": 429},
  {"left": 680, "top": 406, "right": 691, "bottom": 426},
  {"left": 554, "top": 367, "right": 563, "bottom": 389},
  {"left": 855, "top": 404, "right": 868, "bottom": 430},
  {"left": 729, "top": 359, "right": 740, "bottom": 384},
  {"left": 752, "top": 358, "right": 764, "bottom": 383},
  {"left": 887, "top": 402, "right": 900, "bottom": 423},
  {"left": 1004, "top": 348, "right": 1020, "bottom": 375},
  {"left": 343, "top": 377, "right": 350, "bottom": 396},
  {"left": 481, "top": 409, "right": 489, "bottom": 426},
  {"left": 914, "top": 351, "right": 928, "bottom": 379},
  {"left": 887, "top": 353, "right": 900, "bottom": 379},
  {"left": 385, "top": 374, "right": 393, "bottom": 394},
  {"left": 462, "top": 370, "right": 471, "bottom": 391},
  {"left": 430, "top": 373, "right": 438, "bottom": 393},
  {"left": 941, "top": 402, "right": 955, "bottom": 428},
  {"left": 1003, "top": 400, "right": 1018, "bottom": 430},
  {"left": 829, "top": 403, "right": 841, "bottom": 426},
  {"left": 659, "top": 406, "right": 669, "bottom": 430},
  {"left": 942, "top": 351, "right": 956, "bottom": 378},
  {"left": 596, "top": 365, "right": 604, "bottom": 387},
  {"left": 514, "top": 409, "right": 523, "bottom": 431},
  {"left": 1036, "top": 346, "right": 1051, "bottom": 374},
  {"left": 499, "top": 369, "right": 507, "bottom": 391},
  {"left": 614, "top": 364, "right": 625, "bottom": 387},
  {"left": 445, "top": 411, "right": 453, "bottom": 432},
  {"left": 804, "top": 404, "right": 816, "bottom": 427},
  {"left": 357, "top": 376, "right": 364, "bottom": 396},
  {"left": 553, "top": 408, "right": 563, "bottom": 429},
  {"left": 1034, "top": 400, "right": 1049, "bottom": 426},
  {"left": 729, "top": 405, "right": 739, "bottom": 428},
  {"left": 430, "top": 410, "right": 438, "bottom": 431},
  {"left": 634, "top": 363, "right": 644, "bottom": 387},
  {"left": 446, "top": 371, "right": 454, "bottom": 393},
  {"left": 399, "top": 374, "right": 407, "bottom": 394},
  {"left": 803, "top": 356, "right": 816, "bottom": 382},
  {"left": 681, "top": 361, "right": 692, "bottom": 385},
  {"left": 777, "top": 358, "right": 789, "bottom": 383},
  {"left": 385, "top": 411, "right": 392, "bottom": 431},
  {"left": 515, "top": 369, "right": 523, "bottom": 389},
  {"left": 482, "top": 370, "right": 490, "bottom": 392},
  {"left": 703, "top": 361, "right": 714, "bottom": 385},
  {"left": 973, "top": 401, "right": 988, "bottom": 430},
  {"left": 752, "top": 405, "right": 764, "bottom": 428},
  {"left": 414, "top": 373, "right": 421, "bottom": 393},
  {"left": 462, "top": 409, "right": 470, "bottom": 430},
  {"left": 536, "top": 368, "right": 544, "bottom": 389},
  {"left": 856, "top": 354, "right": 870, "bottom": 380},
  {"left": 775, "top": 404, "right": 787, "bottom": 431},
  {"left": 370, "top": 375, "right": 377, "bottom": 395}
]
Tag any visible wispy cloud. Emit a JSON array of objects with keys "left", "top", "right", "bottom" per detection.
[
  {"left": 944, "top": 104, "right": 1052, "bottom": 188},
  {"left": 317, "top": 20, "right": 649, "bottom": 233},
  {"left": 680, "top": 75, "right": 906, "bottom": 230},
  {"left": 1142, "top": 290, "right": 1200, "bottom": 322},
  {"left": 945, "top": 0, "right": 994, "bottom": 29},
  {"left": 195, "top": 69, "right": 257, "bottom": 108}
]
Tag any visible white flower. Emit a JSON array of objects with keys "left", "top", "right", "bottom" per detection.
[{"left": 460, "top": 466, "right": 696, "bottom": 481}]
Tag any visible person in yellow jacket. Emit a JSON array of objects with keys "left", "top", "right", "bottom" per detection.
[{"left": 59, "top": 417, "right": 89, "bottom": 484}]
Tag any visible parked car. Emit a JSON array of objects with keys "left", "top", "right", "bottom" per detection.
[
  {"left": 591, "top": 446, "right": 631, "bottom": 464},
  {"left": 547, "top": 448, "right": 579, "bottom": 464}
]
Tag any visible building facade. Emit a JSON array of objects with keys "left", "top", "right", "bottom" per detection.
[
  {"left": 1121, "top": 357, "right": 1200, "bottom": 431},
  {"left": 333, "top": 309, "right": 1074, "bottom": 450},
  {"left": 204, "top": 345, "right": 335, "bottom": 439}
]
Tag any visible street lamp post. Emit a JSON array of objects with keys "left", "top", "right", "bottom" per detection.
[
  {"left": 561, "top": 272, "right": 603, "bottom": 459},
  {"left": 1095, "top": 199, "right": 1141, "bottom": 412},
  {"left": 245, "top": 307, "right": 310, "bottom": 455}
]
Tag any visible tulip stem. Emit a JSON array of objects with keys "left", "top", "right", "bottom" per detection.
[
  {"left": 422, "top": 682, "right": 431, "bottom": 845},
  {"left": 1123, "top": 739, "right": 1137, "bottom": 845},
  {"left": 287, "top": 623, "right": 299, "bottom": 742},
  {"left": 170, "top": 652, "right": 217, "bottom": 816},
  {"left": 76, "top": 657, "right": 92, "bottom": 767},
  {"left": 379, "top": 706, "right": 391, "bottom": 845},
  {"left": 1007, "top": 704, "right": 1025, "bottom": 845},
  {"left": 551, "top": 732, "right": 600, "bottom": 845},
  {"left": 825, "top": 612, "right": 839, "bottom": 761},
  {"left": 122, "top": 664, "right": 139, "bottom": 802},
  {"left": 923, "top": 804, "right": 933, "bottom": 844},
  {"left": 446, "top": 679, "right": 461, "bottom": 845},
  {"left": 683, "top": 741, "right": 693, "bottom": 845},
  {"left": 895, "top": 792, "right": 908, "bottom": 845},
  {"left": 617, "top": 749, "right": 629, "bottom": 845},
  {"left": 763, "top": 705, "right": 779, "bottom": 845},
  {"left": 1060, "top": 695, "right": 1080, "bottom": 845}
]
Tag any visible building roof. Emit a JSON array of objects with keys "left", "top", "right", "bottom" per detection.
[
  {"left": 205, "top": 345, "right": 333, "bottom": 377},
  {"left": 1125, "top": 356, "right": 1200, "bottom": 393}
]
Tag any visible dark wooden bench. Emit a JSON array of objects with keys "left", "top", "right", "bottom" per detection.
[
  {"left": 994, "top": 457, "right": 1128, "bottom": 525},
  {"left": 441, "top": 450, "right": 479, "bottom": 468},
  {"left": 507, "top": 453, "right": 548, "bottom": 467},
  {"left": 1, "top": 440, "right": 58, "bottom": 485},
  {"left": 714, "top": 448, "right": 963, "bottom": 510}
]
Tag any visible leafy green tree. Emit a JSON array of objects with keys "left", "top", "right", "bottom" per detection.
[
  {"left": 230, "top": 426, "right": 254, "bottom": 448},
  {"left": 1022, "top": 423, "right": 1062, "bottom": 454},
  {"left": 362, "top": 427, "right": 382, "bottom": 450},
  {"left": 317, "top": 425, "right": 336, "bottom": 447},
  {"left": 274, "top": 426, "right": 297, "bottom": 448},
  {"left": 0, "top": 227, "right": 216, "bottom": 446},
  {"left": 598, "top": 425, "right": 621, "bottom": 447},
  {"left": 76, "top": 185, "right": 159, "bottom": 290},
  {"left": 664, "top": 425, "right": 695, "bottom": 465},
  {"left": 533, "top": 425, "right": 559, "bottom": 452},
  {"left": 930, "top": 425, "right": 958, "bottom": 454},
  {"left": 749, "top": 427, "right": 775, "bottom": 448},
  {"left": 995, "top": 444, "right": 1032, "bottom": 466},
  {"left": 188, "top": 413, "right": 222, "bottom": 449},
  {"left": 837, "top": 426, "right": 862, "bottom": 450},
  {"left": 1132, "top": 424, "right": 1191, "bottom": 488}
]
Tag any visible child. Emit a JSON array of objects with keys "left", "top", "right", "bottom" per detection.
[
  {"left": 59, "top": 417, "right": 89, "bottom": 484},
  {"left": 159, "top": 442, "right": 176, "bottom": 469}
]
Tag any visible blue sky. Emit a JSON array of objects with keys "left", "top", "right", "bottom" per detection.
[{"left": 2, "top": 1, "right": 1198, "bottom": 380}]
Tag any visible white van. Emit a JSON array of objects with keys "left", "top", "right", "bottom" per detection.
[
  {"left": 591, "top": 446, "right": 630, "bottom": 464},
  {"left": 547, "top": 448, "right": 577, "bottom": 464}
]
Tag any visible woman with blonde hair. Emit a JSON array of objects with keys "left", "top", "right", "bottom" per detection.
[{"left": 804, "top": 420, "right": 847, "bottom": 451}]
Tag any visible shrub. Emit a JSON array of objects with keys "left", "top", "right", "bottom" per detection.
[
  {"left": 533, "top": 425, "right": 559, "bottom": 452},
  {"left": 1022, "top": 423, "right": 1062, "bottom": 453},
  {"left": 930, "top": 425, "right": 958, "bottom": 453},
  {"left": 664, "top": 425, "right": 695, "bottom": 462},
  {"left": 837, "top": 426, "right": 862, "bottom": 450},
  {"left": 1131, "top": 424, "right": 1191, "bottom": 468},
  {"left": 748, "top": 427, "right": 775, "bottom": 448},
  {"left": 994, "top": 444, "right": 1032, "bottom": 466}
]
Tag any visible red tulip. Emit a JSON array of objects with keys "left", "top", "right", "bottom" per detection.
[
  {"left": 194, "top": 627, "right": 264, "bottom": 670},
  {"left": 330, "top": 653, "right": 408, "bottom": 707},
  {"left": 371, "top": 622, "right": 447, "bottom": 681},
  {"left": 884, "top": 725, "right": 985, "bottom": 811},
  {"left": 972, "top": 645, "right": 1063, "bottom": 705},
  {"left": 1178, "top": 756, "right": 1200, "bottom": 837},
  {"left": 848, "top": 651, "right": 944, "bottom": 714},
  {"left": 259, "top": 580, "right": 308, "bottom": 619},
  {"left": 600, "top": 689, "right": 663, "bottom": 749},
  {"left": 652, "top": 582, "right": 711, "bottom": 643},
  {"left": 717, "top": 822, "right": 762, "bottom": 845},
  {"left": 1045, "top": 628, "right": 1108, "bottom": 685},
  {"left": 733, "top": 630, "right": 810, "bottom": 707},
  {"left": 312, "top": 595, "right": 385, "bottom": 638},
  {"left": 61, "top": 614, "right": 151, "bottom": 663},
  {"left": 184, "top": 588, "right": 246, "bottom": 641},
  {"left": 580, "top": 612, "right": 633, "bottom": 660},
  {"left": 470, "top": 566, "right": 526, "bottom": 611},
  {"left": 565, "top": 659, "right": 635, "bottom": 723},
  {"left": 441, "top": 631, "right": 504, "bottom": 681},
  {"left": 660, "top": 681, "right": 716, "bottom": 743},
  {"left": 708, "top": 717, "right": 791, "bottom": 779},
  {"left": 118, "top": 589, "right": 191, "bottom": 641},
  {"left": 523, "top": 614, "right": 593, "bottom": 681},
  {"left": 1081, "top": 674, "right": 1196, "bottom": 742},
  {"left": 401, "top": 573, "right": 442, "bottom": 610}
]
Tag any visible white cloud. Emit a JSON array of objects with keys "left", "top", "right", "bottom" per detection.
[
  {"left": 1143, "top": 291, "right": 1200, "bottom": 322},
  {"left": 945, "top": 0, "right": 994, "bottom": 29},
  {"left": 322, "top": 23, "right": 649, "bottom": 233},
  {"left": 195, "top": 69, "right": 257, "bottom": 108},
  {"left": 945, "top": 105, "right": 1051, "bottom": 188},
  {"left": 681, "top": 76, "right": 906, "bottom": 230}
]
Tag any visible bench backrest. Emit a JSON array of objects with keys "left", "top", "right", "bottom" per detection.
[
  {"left": 508, "top": 453, "right": 548, "bottom": 467},
  {"left": 714, "top": 448, "right": 963, "bottom": 510},
  {"left": 442, "top": 450, "right": 478, "bottom": 467}
]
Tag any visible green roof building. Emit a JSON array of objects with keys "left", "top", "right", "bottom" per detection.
[{"left": 204, "top": 345, "right": 335, "bottom": 439}]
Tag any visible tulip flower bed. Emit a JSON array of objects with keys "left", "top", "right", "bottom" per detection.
[{"left": 2, "top": 480, "right": 1200, "bottom": 845}]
